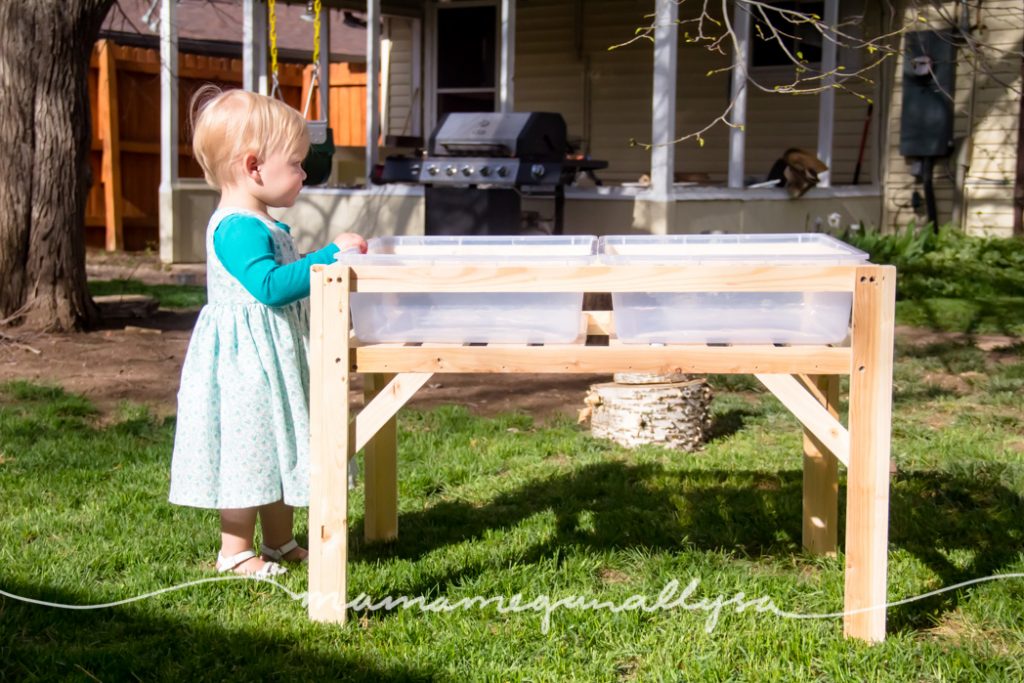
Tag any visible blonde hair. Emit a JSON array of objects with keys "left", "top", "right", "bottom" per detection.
[{"left": 190, "top": 85, "right": 310, "bottom": 189}]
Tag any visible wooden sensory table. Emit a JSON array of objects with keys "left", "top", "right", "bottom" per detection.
[{"left": 308, "top": 261, "right": 896, "bottom": 643}]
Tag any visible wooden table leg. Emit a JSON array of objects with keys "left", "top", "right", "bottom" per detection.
[
  {"left": 844, "top": 266, "right": 896, "bottom": 642},
  {"left": 364, "top": 372, "right": 399, "bottom": 542},
  {"left": 802, "top": 374, "right": 839, "bottom": 557},
  {"left": 308, "top": 267, "right": 351, "bottom": 623}
]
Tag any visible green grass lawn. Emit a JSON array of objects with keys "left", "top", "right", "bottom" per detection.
[
  {"left": 896, "top": 298, "right": 1024, "bottom": 337},
  {"left": 2, "top": 335, "right": 1023, "bottom": 680},
  {"left": 847, "top": 225, "right": 1024, "bottom": 337},
  {"left": 88, "top": 279, "right": 206, "bottom": 310},
  {"left": 14, "top": 242, "right": 1023, "bottom": 679}
]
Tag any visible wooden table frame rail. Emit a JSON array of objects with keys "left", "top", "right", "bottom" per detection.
[{"left": 309, "top": 263, "right": 896, "bottom": 643}]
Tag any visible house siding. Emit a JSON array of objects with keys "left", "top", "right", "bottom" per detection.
[
  {"left": 512, "top": 0, "right": 879, "bottom": 188},
  {"left": 379, "top": 0, "right": 884, "bottom": 191},
  {"left": 385, "top": 16, "right": 417, "bottom": 137},
  {"left": 882, "top": 1, "right": 1022, "bottom": 236}
]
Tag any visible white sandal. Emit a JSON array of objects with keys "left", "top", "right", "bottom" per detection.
[
  {"left": 216, "top": 549, "right": 288, "bottom": 577},
  {"left": 260, "top": 538, "right": 308, "bottom": 564}
]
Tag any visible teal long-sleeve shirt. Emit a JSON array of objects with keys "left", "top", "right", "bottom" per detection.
[{"left": 213, "top": 214, "right": 340, "bottom": 307}]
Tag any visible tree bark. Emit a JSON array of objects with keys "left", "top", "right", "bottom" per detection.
[
  {"left": 583, "top": 376, "right": 714, "bottom": 452},
  {"left": 0, "top": 0, "right": 112, "bottom": 331}
]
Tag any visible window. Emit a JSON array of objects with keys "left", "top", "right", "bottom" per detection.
[
  {"left": 435, "top": 4, "right": 498, "bottom": 119},
  {"left": 750, "top": 1, "right": 824, "bottom": 68}
]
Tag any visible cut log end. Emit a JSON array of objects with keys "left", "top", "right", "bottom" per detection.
[{"left": 584, "top": 374, "right": 713, "bottom": 452}]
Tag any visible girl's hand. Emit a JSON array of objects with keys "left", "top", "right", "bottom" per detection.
[{"left": 333, "top": 233, "right": 367, "bottom": 254}]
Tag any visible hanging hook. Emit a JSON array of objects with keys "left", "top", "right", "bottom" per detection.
[{"left": 303, "top": 63, "right": 320, "bottom": 118}]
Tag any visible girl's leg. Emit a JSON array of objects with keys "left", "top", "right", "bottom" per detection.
[
  {"left": 258, "top": 500, "right": 308, "bottom": 561},
  {"left": 220, "top": 507, "right": 275, "bottom": 573}
]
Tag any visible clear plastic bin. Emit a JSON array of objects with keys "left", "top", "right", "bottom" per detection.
[
  {"left": 336, "top": 235, "right": 597, "bottom": 344},
  {"left": 599, "top": 234, "right": 869, "bottom": 345}
]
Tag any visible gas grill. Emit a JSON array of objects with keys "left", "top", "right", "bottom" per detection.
[{"left": 377, "top": 112, "right": 605, "bottom": 236}]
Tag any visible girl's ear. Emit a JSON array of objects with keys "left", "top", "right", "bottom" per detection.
[{"left": 243, "top": 153, "right": 261, "bottom": 183}]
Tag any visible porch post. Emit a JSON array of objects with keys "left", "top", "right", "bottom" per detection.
[
  {"left": 243, "top": 0, "right": 269, "bottom": 95},
  {"left": 499, "top": 0, "right": 516, "bottom": 112},
  {"left": 649, "top": 0, "right": 678, "bottom": 202},
  {"left": 366, "top": 0, "right": 382, "bottom": 183},
  {"left": 382, "top": 21, "right": 391, "bottom": 136},
  {"left": 636, "top": 0, "right": 679, "bottom": 234},
  {"left": 158, "top": 0, "right": 179, "bottom": 263},
  {"left": 319, "top": 3, "right": 331, "bottom": 123},
  {"left": 409, "top": 18, "right": 421, "bottom": 135},
  {"left": 411, "top": 18, "right": 423, "bottom": 136},
  {"left": 816, "top": 0, "right": 839, "bottom": 188},
  {"left": 728, "top": 0, "right": 751, "bottom": 189}
]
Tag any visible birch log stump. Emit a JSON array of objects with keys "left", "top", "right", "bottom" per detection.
[{"left": 581, "top": 373, "right": 713, "bottom": 451}]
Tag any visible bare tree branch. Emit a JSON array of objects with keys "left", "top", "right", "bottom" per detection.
[{"left": 614, "top": 0, "right": 1022, "bottom": 148}]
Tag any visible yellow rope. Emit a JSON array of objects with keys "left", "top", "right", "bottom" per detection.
[
  {"left": 268, "top": 0, "right": 280, "bottom": 96},
  {"left": 312, "top": 0, "right": 322, "bottom": 66}
]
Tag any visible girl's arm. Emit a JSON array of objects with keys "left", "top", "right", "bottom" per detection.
[{"left": 213, "top": 215, "right": 340, "bottom": 307}]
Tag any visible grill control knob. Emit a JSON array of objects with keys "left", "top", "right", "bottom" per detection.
[
  {"left": 427, "top": 165, "right": 439, "bottom": 176},
  {"left": 530, "top": 164, "right": 546, "bottom": 179},
  {"left": 479, "top": 166, "right": 491, "bottom": 177},
  {"left": 445, "top": 165, "right": 457, "bottom": 176},
  {"left": 461, "top": 165, "right": 474, "bottom": 177},
  {"left": 496, "top": 166, "right": 508, "bottom": 178}
]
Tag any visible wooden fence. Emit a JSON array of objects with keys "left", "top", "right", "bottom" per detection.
[{"left": 87, "top": 40, "right": 370, "bottom": 251}]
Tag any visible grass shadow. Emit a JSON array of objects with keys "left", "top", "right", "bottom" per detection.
[
  {"left": 896, "top": 340, "right": 989, "bottom": 373},
  {"left": 94, "top": 308, "right": 200, "bottom": 333},
  {"left": 886, "top": 467, "right": 1024, "bottom": 632},
  {"left": 348, "top": 460, "right": 805, "bottom": 625},
  {"left": 900, "top": 297, "right": 1024, "bottom": 339},
  {"left": 705, "top": 407, "right": 759, "bottom": 442},
  {"left": 349, "top": 461, "right": 1024, "bottom": 637},
  {"left": 0, "top": 578, "right": 433, "bottom": 681},
  {"left": 892, "top": 383, "right": 965, "bottom": 405}
]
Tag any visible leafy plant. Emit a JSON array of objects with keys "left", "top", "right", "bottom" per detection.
[{"left": 844, "top": 223, "right": 1024, "bottom": 301}]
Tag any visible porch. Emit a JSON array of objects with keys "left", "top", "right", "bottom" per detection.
[{"left": 156, "top": 0, "right": 885, "bottom": 262}]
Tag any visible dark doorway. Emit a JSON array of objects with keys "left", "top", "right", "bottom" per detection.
[{"left": 436, "top": 5, "right": 498, "bottom": 120}]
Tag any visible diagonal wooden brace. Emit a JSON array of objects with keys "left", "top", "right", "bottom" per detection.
[
  {"left": 755, "top": 373, "right": 850, "bottom": 468},
  {"left": 351, "top": 372, "right": 434, "bottom": 456}
]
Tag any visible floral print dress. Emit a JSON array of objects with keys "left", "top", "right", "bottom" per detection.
[{"left": 169, "top": 209, "right": 312, "bottom": 509}]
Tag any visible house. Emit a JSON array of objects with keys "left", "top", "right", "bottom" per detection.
[
  {"left": 147, "top": 0, "right": 1022, "bottom": 263},
  {"left": 88, "top": 0, "right": 371, "bottom": 250},
  {"left": 882, "top": 1, "right": 1023, "bottom": 237},
  {"left": 103, "top": 0, "right": 368, "bottom": 61}
]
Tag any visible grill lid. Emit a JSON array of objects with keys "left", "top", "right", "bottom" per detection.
[{"left": 429, "top": 112, "right": 568, "bottom": 161}]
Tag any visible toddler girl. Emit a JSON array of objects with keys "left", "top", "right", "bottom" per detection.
[{"left": 169, "top": 86, "right": 366, "bottom": 577}]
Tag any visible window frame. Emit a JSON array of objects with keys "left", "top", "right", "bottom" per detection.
[
  {"left": 748, "top": 0, "right": 826, "bottom": 74},
  {"left": 425, "top": 0, "right": 501, "bottom": 132}
]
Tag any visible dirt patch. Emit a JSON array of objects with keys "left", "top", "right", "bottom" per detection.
[
  {"left": 86, "top": 248, "right": 206, "bottom": 287},
  {"left": 0, "top": 308, "right": 609, "bottom": 423},
  {"left": 895, "top": 325, "right": 1020, "bottom": 352},
  {"left": 921, "top": 372, "right": 974, "bottom": 396},
  {"left": 797, "top": 563, "right": 824, "bottom": 582},
  {"left": 0, "top": 312, "right": 196, "bottom": 421},
  {"left": 1, "top": 252, "right": 1018, "bottom": 423},
  {"left": 598, "top": 568, "right": 632, "bottom": 584},
  {"left": 922, "top": 411, "right": 956, "bottom": 430},
  {"left": 2, "top": 317, "right": 1019, "bottom": 424}
]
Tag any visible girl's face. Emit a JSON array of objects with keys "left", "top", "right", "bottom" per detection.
[{"left": 253, "top": 149, "right": 307, "bottom": 208}]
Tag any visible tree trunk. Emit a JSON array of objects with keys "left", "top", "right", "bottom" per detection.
[
  {"left": 0, "top": 0, "right": 112, "bottom": 331},
  {"left": 582, "top": 375, "right": 714, "bottom": 452}
]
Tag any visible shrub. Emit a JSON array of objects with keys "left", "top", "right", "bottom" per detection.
[{"left": 843, "top": 224, "right": 1024, "bottom": 300}]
